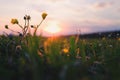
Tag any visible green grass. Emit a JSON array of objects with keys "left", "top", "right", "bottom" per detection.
[{"left": 0, "top": 35, "right": 120, "bottom": 80}]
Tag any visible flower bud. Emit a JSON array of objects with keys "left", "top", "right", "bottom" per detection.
[
  {"left": 19, "top": 33, "right": 23, "bottom": 37},
  {"left": 5, "top": 25, "right": 9, "bottom": 29},
  {"left": 24, "top": 16, "right": 26, "bottom": 20},
  {"left": 27, "top": 15, "right": 31, "bottom": 20},
  {"left": 31, "top": 25, "right": 34, "bottom": 28}
]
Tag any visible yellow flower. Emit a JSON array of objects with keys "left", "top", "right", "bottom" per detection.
[
  {"left": 102, "top": 37, "right": 106, "bottom": 40},
  {"left": 11, "top": 19, "right": 19, "bottom": 24},
  {"left": 118, "top": 38, "right": 120, "bottom": 41},
  {"left": 62, "top": 48, "right": 69, "bottom": 53},
  {"left": 42, "top": 13, "right": 47, "bottom": 20}
]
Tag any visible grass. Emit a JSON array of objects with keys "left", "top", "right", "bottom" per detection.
[{"left": 0, "top": 34, "right": 120, "bottom": 80}]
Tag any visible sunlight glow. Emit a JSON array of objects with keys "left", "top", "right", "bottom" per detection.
[{"left": 44, "top": 21, "right": 61, "bottom": 34}]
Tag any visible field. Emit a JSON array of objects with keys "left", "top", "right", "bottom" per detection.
[{"left": 0, "top": 34, "right": 120, "bottom": 80}]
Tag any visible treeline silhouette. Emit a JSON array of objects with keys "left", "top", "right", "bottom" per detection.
[
  {"left": 64, "top": 30, "right": 120, "bottom": 39},
  {"left": 80, "top": 30, "right": 120, "bottom": 39}
]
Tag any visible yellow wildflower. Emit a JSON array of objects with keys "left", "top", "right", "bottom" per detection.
[
  {"left": 42, "top": 12, "right": 47, "bottom": 20},
  {"left": 102, "top": 37, "right": 106, "bottom": 40},
  {"left": 11, "top": 19, "right": 19, "bottom": 24},
  {"left": 62, "top": 48, "right": 69, "bottom": 53},
  {"left": 118, "top": 38, "right": 120, "bottom": 41}
]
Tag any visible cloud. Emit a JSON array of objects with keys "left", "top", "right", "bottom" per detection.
[
  {"left": 92, "top": 2, "right": 113, "bottom": 10},
  {"left": 46, "top": 0, "right": 65, "bottom": 2},
  {"left": 118, "top": 8, "right": 120, "bottom": 12},
  {"left": 81, "top": 18, "right": 120, "bottom": 27}
]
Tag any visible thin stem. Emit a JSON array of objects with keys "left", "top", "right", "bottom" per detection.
[
  {"left": 28, "top": 20, "right": 31, "bottom": 34},
  {"left": 18, "top": 24, "right": 24, "bottom": 30},
  {"left": 34, "top": 19, "right": 44, "bottom": 36},
  {"left": 25, "top": 19, "right": 26, "bottom": 26},
  {"left": 23, "top": 26, "right": 29, "bottom": 37},
  {"left": 37, "top": 19, "right": 44, "bottom": 28},
  {"left": 9, "top": 28, "right": 20, "bottom": 34}
]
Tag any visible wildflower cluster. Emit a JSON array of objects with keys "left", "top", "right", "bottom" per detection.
[{"left": 5, "top": 12, "right": 48, "bottom": 37}]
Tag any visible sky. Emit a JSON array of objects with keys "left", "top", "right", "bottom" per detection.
[{"left": 0, "top": 0, "right": 120, "bottom": 36}]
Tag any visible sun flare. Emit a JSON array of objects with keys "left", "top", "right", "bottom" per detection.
[{"left": 44, "top": 21, "right": 61, "bottom": 34}]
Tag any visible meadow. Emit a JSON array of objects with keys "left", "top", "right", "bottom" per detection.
[
  {"left": 0, "top": 13, "right": 120, "bottom": 80},
  {"left": 0, "top": 34, "right": 120, "bottom": 80}
]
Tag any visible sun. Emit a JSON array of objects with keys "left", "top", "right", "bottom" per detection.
[{"left": 44, "top": 21, "right": 61, "bottom": 34}]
